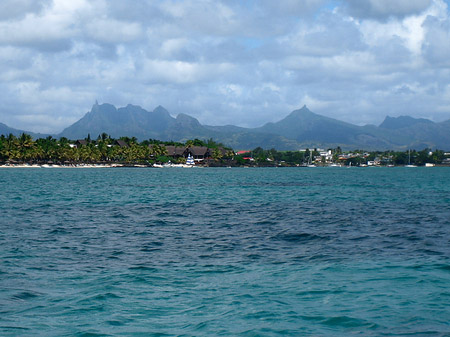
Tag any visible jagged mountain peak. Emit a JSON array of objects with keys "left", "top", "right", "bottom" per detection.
[
  {"left": 89, "top": 102, "right": 116, "bottom": 114},
  {"left": 154, "top": 105, "right": 169, "bottom": 113},
  {"left": 288, "top": 105, "right": 313, "bottom": 117},
  {"left": 379, "top": 115, "right": 434, "bottom": 129},
  {"left": 59, "top": 103, "right": 176, "bottom": 139},
  {"left": 176, "top": 113, "right": 201, "bottom": 128},
  {"left": 27, "top": 102, "right": 449, "bottom": 150}
]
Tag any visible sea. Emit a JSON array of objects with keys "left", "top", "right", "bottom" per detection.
[{"left": 0, "top": 167, "right": 449, "bottom": 336}]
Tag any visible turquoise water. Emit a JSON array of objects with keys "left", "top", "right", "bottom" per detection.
[{"left": 0, "top": 167, "right": 449, "bottom": 336}]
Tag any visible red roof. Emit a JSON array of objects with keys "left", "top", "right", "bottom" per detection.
[{"left": 237, "top": 150, "right": 250, "bottom": 155}]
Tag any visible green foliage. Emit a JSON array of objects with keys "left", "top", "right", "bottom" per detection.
[
  {"left": 0, "top": 132, "right": 447, "bottom": 167},
  {"left": 212, "top": 148, "right": 223, "bottom": 161},
  {"left": 235, "top": 156, "right": 246, "bottom": 165},
  {"left": 156, "top": 155, "right": 170, "bottom": 163}
]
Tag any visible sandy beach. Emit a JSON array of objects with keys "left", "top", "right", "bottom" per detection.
[{"left": 0, "top": 164, "right": 124, "bottom": 168}]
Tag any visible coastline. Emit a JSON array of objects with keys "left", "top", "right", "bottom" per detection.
[
  {"left": 0, "top": 163, "right": 124, "bottom": 168},
  {"left": 1, "top": 163, "right": 449, "bottom": 168}
]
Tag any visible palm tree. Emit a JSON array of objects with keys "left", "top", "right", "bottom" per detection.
[
  {"left": 212, "top": 148, "right": 223, "bottom": 161},
  {"left": 149, "top": 143, "right": 167, "bottom": 158},
  {"left": 97, "top": 141, "right": 109, "bottom": 161},
  {"left": 37, "top": 136, "right": 59, "bottom": 162},
  {"left": 4, "top": 134, "right": 19, "bottom": 161},
  {"left": 17, "top": 133, "right": 35, "bottom": 162}
]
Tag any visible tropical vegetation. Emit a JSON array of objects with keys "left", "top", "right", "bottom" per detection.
[
  {"left": 1, "top": 133, "right": 448, "bottom": 167},
  {"left": 0, "top": 133, "right": 233, "bottom": 165}
]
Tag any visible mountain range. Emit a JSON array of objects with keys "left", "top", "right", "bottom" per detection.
[
  {"left": 0, "top": 122, "right": 47, "bottom": 140},
  {"left": 2, "top": 103, "right": 450, "bottom": 150}
]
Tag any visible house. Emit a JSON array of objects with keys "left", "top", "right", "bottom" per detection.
[
  {"left": 115, "top": 140, "right": 129, "bottom": 148},
  {"left": 319, "top": 150, "right": 333, "bottom": 162},
  {"left": 75, "top": 139, "right": 88, "bottom": 147},
  {"left": 187, "top": 146, "right": 210, "bottom": 161},
  {"left": 162, "top": 146, "right": 186, "bottom": 158}
]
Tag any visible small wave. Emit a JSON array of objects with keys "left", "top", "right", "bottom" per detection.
[
  {"left": 74, "top": 331, "right": 113, "bottom": 337},
  {"left": 76, "top": 292, "right": 122, "bottom": 304},
  {"left": 106, "top": 320, "right": 125, "bottom": 326},
  {"left": 49, "top": 227, "right": 69, "bottom": 235},
  {"left": 11, "top": 290, "right": 41, "bottom": 301},
  {"left": 275, "top": 232, "right": 327, "bottom": 243},
  {"left": 127, "top": 265, "right": 160, "bottom": 272},
  {"left": 436, "top": 264, "right": 450, "bottom": 272},
  {"left": 0, "top": 325, "right": 30, "bottom": 330},
  {"left": 322, "top": 316, "right": 378, "bottom": 329},
  {"left": 300, "top": 315, "right": 378, "bottom": 329},
  {"left": 295, "top": 289, "right": 344, "bottom": 296}
]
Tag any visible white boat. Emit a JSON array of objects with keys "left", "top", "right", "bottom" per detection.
[
  {"left": 305, "top": 153, "right": 316, "bottom": 167},
  {"left": 186, "top": 154, "right": 195, "bottom": 166},
  {"left": 405, "top": 150, "right": 417, "bottom": 167}
]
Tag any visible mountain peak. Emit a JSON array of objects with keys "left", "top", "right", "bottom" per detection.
[
  {"left": 153, "top": 105, "right": 170, "bottom": 115},
  {"left": 287, "top": 105, "right": 315, "bottom": 119},
  {"left": 50, "top": 102, "right": 450, "bottom": 150},
  {"left": 379, "top": 115, "right": 434, "bottom": 129}
]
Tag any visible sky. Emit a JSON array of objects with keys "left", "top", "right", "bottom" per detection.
[{"left": 1, "top": 0, "right": 450, "bottom": 134}]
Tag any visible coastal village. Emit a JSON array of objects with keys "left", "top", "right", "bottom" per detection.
[{"left": 0, "top": 133, "right": 449, "bottom": 168}]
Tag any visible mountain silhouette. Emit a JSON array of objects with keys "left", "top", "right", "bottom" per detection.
[{"left": 2, "top": 103, "right": 449, "bottom": 150}]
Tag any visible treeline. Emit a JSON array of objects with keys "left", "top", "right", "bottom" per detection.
[
  {"left": 234, "top": 147, "right": 448, "bottom": 166},
  {"left": 0, "top": 133, "right": 233, "bottom": 164},
  {"left": 1, "top": 133, "right": 448, "bottom": 166}
]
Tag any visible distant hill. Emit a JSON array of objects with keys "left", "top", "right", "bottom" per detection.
[
  {"left": 58, "top": 103, "right": 176, "bottom": 140},
  {"left": 0, "top": 122, "right": 49, "bottom": 139},
  {"left": 253, "top": 105, "right": 393, "bottom": 149},
  {"left": 2, "top": 103, "right": 450, "bottom": 150},
  {"left": 379, "top": 115, "right": 434, "bottom": 129}
]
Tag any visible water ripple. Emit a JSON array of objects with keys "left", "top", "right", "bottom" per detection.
[{"left": 0, "top": 168, "right": 449, "bottom": 336}]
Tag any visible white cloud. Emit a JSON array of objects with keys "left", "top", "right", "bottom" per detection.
[
  {"left": 0, "top": 0, "right": 50, "bottom": 20},
  {"left": 137, "top": 59, "right": 235, "bottom": 84},
  {"left": 0, "top": 0, "right": 450, "bottom": 134},
  {"left": 422, "top": 13, "right": 450, "bottom": 66},
  {"left": 85, "top": 19, "right": 143, "bottom": 44},
  {"left": 343, "top": 0, "right": 432, "bottom": 19},
  {"left": 259, "top": 0, "right": 326, "bottom": 16}
]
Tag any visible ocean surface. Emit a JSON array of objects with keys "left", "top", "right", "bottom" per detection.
[{"left": 0, "top": 167, "right": 449, "bottom": 336}]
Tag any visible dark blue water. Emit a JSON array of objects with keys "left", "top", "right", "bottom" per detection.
[{"left": 1, "top": 167, "right": 449, "bottom": 336}]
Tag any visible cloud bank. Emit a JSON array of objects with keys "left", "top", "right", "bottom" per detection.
[{"left": 0, "top": 0, "right": 449, "bottom": 133}]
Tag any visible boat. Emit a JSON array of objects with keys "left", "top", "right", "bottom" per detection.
[
  {"left": 405, "top": 150, "right": 417, "bottom": 167},
  {"left": 306, "top": 153, "right": 316, "bottom": 167},
  {"left": 186, "top": 154, "right": 195, "bottom": 166}
]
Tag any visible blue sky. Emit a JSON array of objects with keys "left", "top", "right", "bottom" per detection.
[{"left": 0, "top": 0, "right": 450, "bottom": 133}]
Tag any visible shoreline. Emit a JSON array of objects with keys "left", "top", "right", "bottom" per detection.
[
  {"left": 0, "top": 164, "right": 124, "bottom": 168},
  {"left": 1, "top": 163, "right": 449, "bottom": 169}
]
